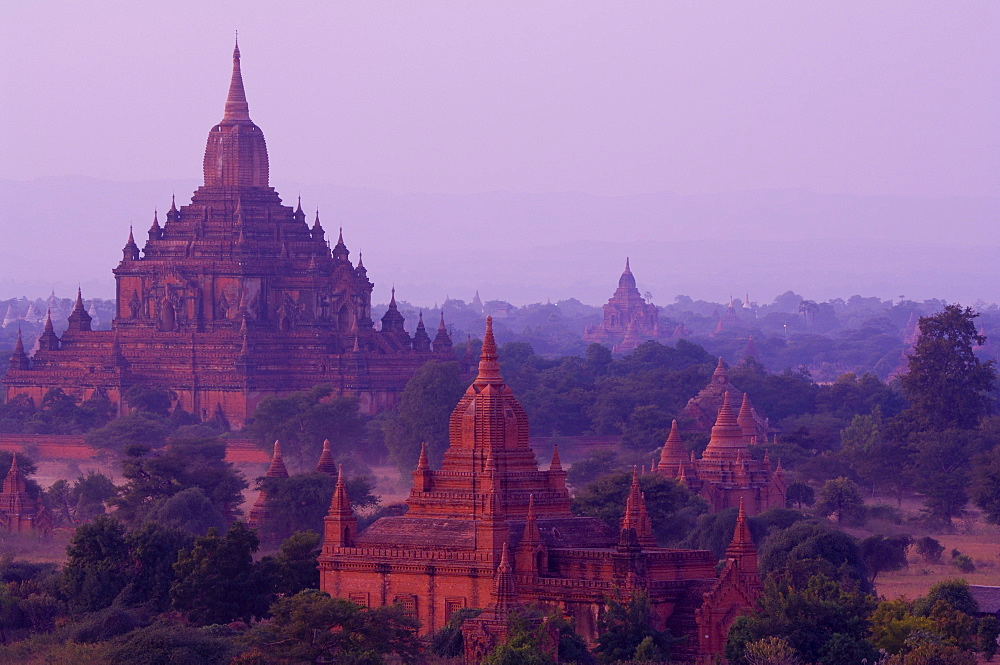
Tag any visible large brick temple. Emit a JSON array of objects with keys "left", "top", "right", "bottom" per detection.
[
  {"left": 319, "top": 317, "right": 760, "bottom": 663},
  {"left": 3, "top": 43, "right": 454, "bottom": 427},
  {"left": 583, "top": 258, "right": 662, "bottom": 352}
]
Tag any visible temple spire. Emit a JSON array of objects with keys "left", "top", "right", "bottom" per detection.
[
  {"left": 549, "top": 444, "right": 562, "bottom": 471},
  {"left": 264, "top": 441, "right": 289, "bottom": 478},
  {"left": 416, "top": 441, "right": 429, "bottom": 470},
  {"left": 492, "top": 543, "right": 518, "bottom": 612},
  {"left": 223, "top": 38, "right": 251, "bottom": 122},
  {"left": 476, "top": 316, "right": 502, "bottom": 383},
  {"left": 316, "top": 439, "right": 337, "bottom": 475},
  {"left": 331, "top": 464, "right": 352, "bottom": 512}
]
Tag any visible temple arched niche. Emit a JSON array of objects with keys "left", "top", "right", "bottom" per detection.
[{"left": 159, "top": 300, "right": 175, "bottom": 331}]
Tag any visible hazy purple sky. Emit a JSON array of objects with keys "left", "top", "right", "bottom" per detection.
[
  {"left": 2, "top": 2, "right": 1000, "bottom": 307},
  {"left": 2, "top": 2, "right": 998, "bottom": 197}
]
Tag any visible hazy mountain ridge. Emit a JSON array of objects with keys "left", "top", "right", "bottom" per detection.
[{"left": 1, "top": 176, "right": 996, "bottom": 305}]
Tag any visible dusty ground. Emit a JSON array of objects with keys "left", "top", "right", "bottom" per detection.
[{"left": 863, "top": 496, "right": 1000, "bottom": 600}]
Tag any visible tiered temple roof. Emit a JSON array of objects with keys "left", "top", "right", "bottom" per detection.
[
  {"left": 583, "top": 258, "right": 661, "bottom": 352},
  {"left": 319, "top": 319, "right": 760, "bottom": 662},
  {"left": 3, "top": 42, "right": 455, "bottom": 426}
]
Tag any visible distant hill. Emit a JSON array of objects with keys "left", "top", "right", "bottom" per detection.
[{"left": 1, "top": 176, "right": 998, "bottom": 306}]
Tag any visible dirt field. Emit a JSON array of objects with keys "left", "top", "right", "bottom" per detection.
[{"left": 867, "top": 497, "right": 1000, "bottom": 600}]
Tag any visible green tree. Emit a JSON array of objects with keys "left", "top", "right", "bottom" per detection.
[
  {"left": 121, "top": 522, "right": 194, "bottom": 611},
  {"left": 724, "top": 573, "right": 878, "bottom": 665},
  {"left": 814, "top": 477, "right": 866, "bottom": 524},
  {"left": 908, "top": 429, "right": 976, "bottom": 527},
  {"left": 759, "top": 521, "right": 870, "bottom": 592},
  {"left": 170, "top": 521, "right": 273, "bottom": 625},
  {"left": 594, "top": 592, "right": 675, "bottom": 665},
  {"left": 71, "top": 471, "right": 118, "bottom": 522},
  {"left": 380, "top": 361, "right": 467, "bottom": 472},
  {"left": 572, "top": 472, "right": 707, "bottom": 545},
  {"left": 112, "top": 437, "right": 247, "bottom": 528},
  {"left": 258, "top": 472, "right": 378, "bottom": 542},
  {"left": 103, "top": 619, "right": 235, "bottom": 665},
  {"left": 484, "top": 616, "right": 558, "bottom": 665},
  {"left": 260, "top": 530, "right": 322, "bottom": 597},
  {"left": 840, "top": 407, "right": 913, "bottom": 500},
  {"left": 969, "top": 445, "right": 1000, "bottom": 524},
  {"left": 900, "top": 305, "right": 996, "bottom": 431},
  {"left": 785, "top": 482, "right": 815, "bottom": 509},
  {"left": 245, "top": 385, "right": 365, "bottom": 468},
  {"left": 621, "top": 405, "right": 671, "bottom": 451},
  {"left": 59, "top": 516, "right": 131, "bottom": 613},
  {"left": 259, "top": 589, "right": 421, "bottom": 664},
  {"left": 122, "top": 384, "right": 176, "bottom": 417},
  {"left": 85, "top": 411, "right": 171, "bottom": 452},
  {"left": 860, "top": 534, "right": 911, "bottom": 583},
  {"left": 744, "top": 637, "right": 800, "bottom": 665}
]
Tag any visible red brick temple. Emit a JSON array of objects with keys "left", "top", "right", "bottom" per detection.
[
  {"left": 3, "top": 43, "right": 453, "bottom": 427},
  {"left": 0, "top": 454, "right": 51, "bottom": 535},
  {"left": 660, "top": 392, "right": 786, "bottom": 516},
  {"left": 583, "top": 258, "right": 662, "bottom": 352},
  {"left": 319, "top": 318, "right": 759, "bottom": 663},
  {"left": 681, "top": 358, "right": 769, "bottom": 442}
]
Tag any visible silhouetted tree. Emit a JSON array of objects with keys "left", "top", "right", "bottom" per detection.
[{"left": 900, "top": 305, "right": 995, "bottom": 432}]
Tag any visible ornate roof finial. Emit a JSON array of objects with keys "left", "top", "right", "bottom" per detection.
[
  {"left": 264, "top": 440, "right": 289, "bottom": 478},
  {"left": 330, "top": 463, "right": 353, "bottom": 513},
  {"left": 169, "top": 194, "right": 177, "bottom": 213},
  {"left": 417, "top": 441, "right": 429, "bottom": 470},
  {"left": 316, "top": 439, "right": 337, "bottom": 475},
  {"left": 223, "top": 35, "right": 251, "bottom": 122},
  {"left": 492, "top": 543, "right": 517, "bottom": 611},
  {"left": 726, "top": 498, "right": 756, "bottom": 559},
  {"left": 476, "top": 316, "right": 502, "bottom": 383},
  {"left": 625, "top": 256, "right": 631, "bottom": 273},
  {"left": 549, "top": 444, "right": 562, "bottom": 471}
]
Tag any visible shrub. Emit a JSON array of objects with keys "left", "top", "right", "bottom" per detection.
[
  {"left": 953, "top": 554, "right": 975, "bottom": 574},
  {"left": 915, "top": 537, "right": 944, "bottom": 564}
]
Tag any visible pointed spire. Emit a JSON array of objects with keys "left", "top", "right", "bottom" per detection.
[
  {"left": 264, "top": 440, "right": 289, "bottom": 478},
  {"left": 412, "top": 311, "right": 431, "bottom": 351},
  {"left": 169, "top": 194, "right": 177, "bottom": 213},
  {"left": 712, "top": 357, "right": 728, "bottom": 382},
  {"left": 476, "top": 316, "right": 502, "bottom": 383},
  {"left": 717, "top": 391, "right": 737, "bottom": 425},
  {"left": 520, "top": 494, "right": 543, "bottom": 550},
  {"left": 433, "top": 310, "right": 452, "bottom": 352},
  {"left": 123, "top": 225, "right": 140, "bottom": 261},
  {"left": 416, "top": 441, "right": 429, "bottom": 470},
  {"left": 223, "top": 37, "right": 251, "bottom": 122},
  {"left": 311, "top": 208, "right": 325, "bottom": 241},
  {"left": 549, "top": 444, "right": 562, "bottom": 471},
  {"left": 9, "top": 329, "right": 28, "bottom": 371},
  {"left": 492, "top": 543, "right": 518, "bottom": 612},
  {"left": 726, "top": 499, "right": 757, "bottom": 559},
  {"left": 316, "top": 439, "right": 337, "bottom": 475},
  {"left": 330, "top": 463, "right": 353, "bottom": 513},
  {"left": 625, "top": 256, "right": 631, "bottom": 273},
  {"left": 66, "top": 287, "right": 92, "bottom": 332},
  {"left": 658, "top": 419, "right": 686, "bottom": 474},
  {"left": 44, "top": 310, "right": 53, "bottom": 333}
]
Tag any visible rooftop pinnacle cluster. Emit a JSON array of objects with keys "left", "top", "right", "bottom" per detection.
[{"left": 3, "top": 43, "right": 455, "bottom": 426}]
